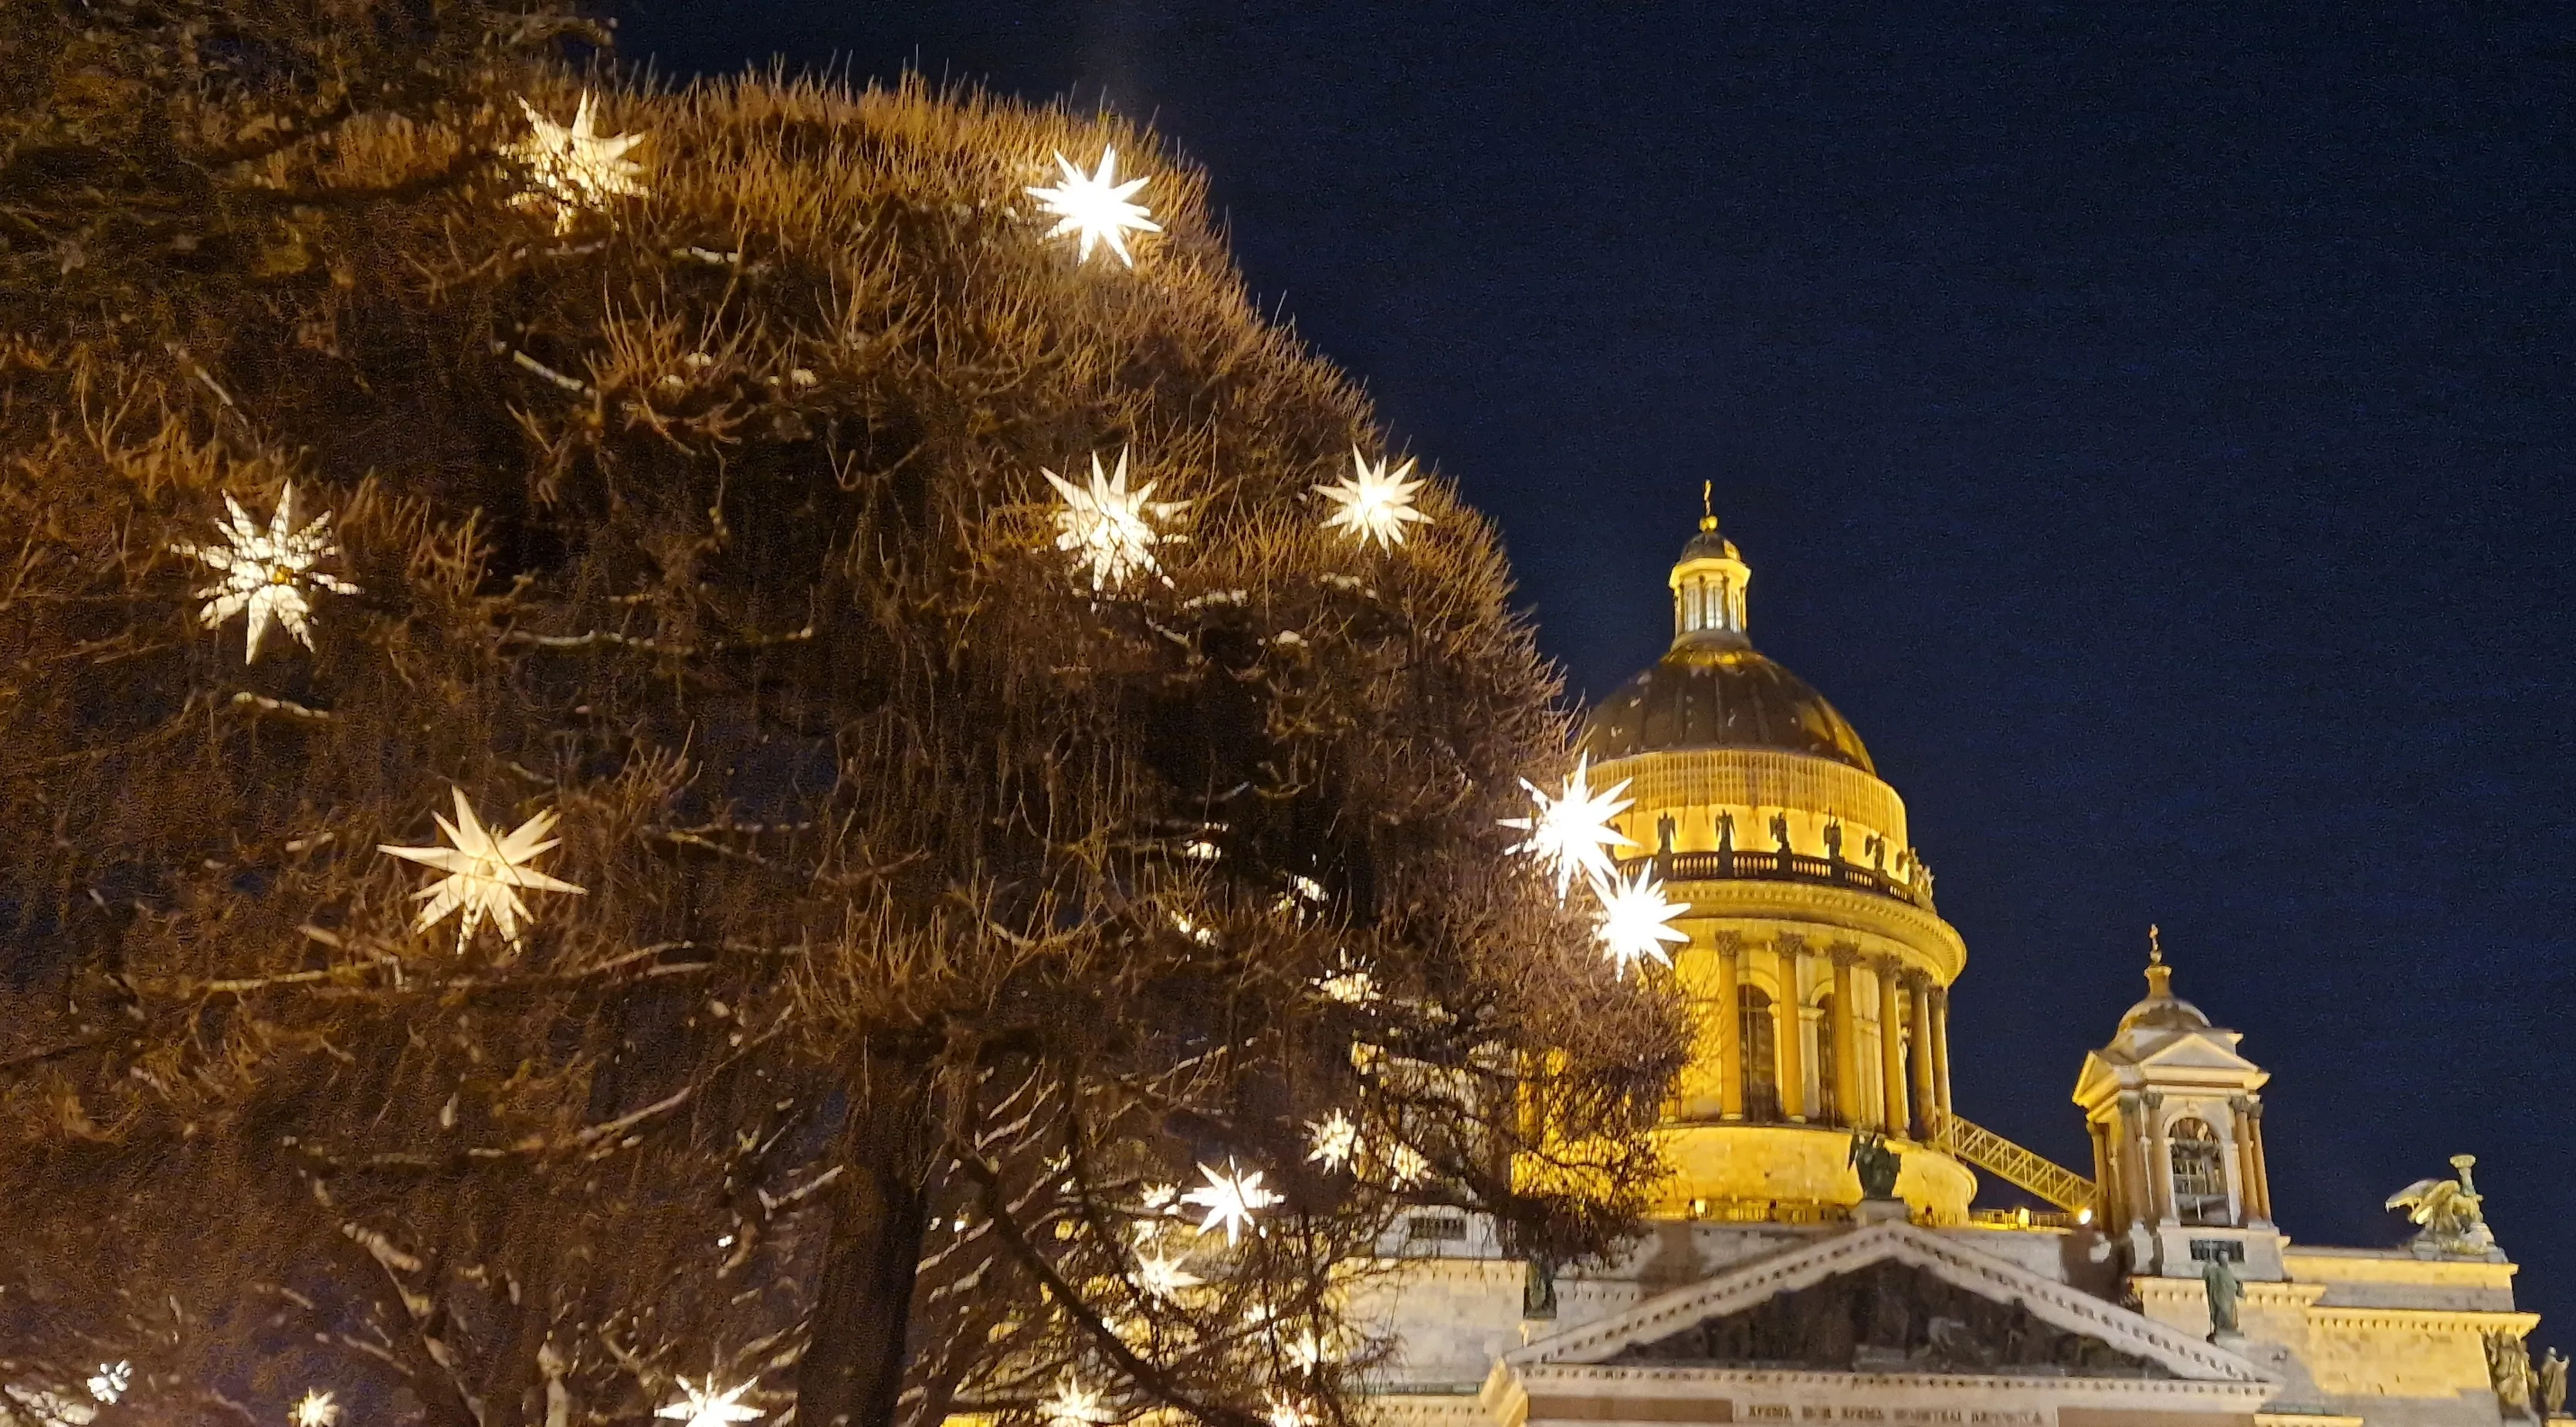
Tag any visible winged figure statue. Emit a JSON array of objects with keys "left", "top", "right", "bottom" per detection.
[{"left": 2385, "top": 1154, "right": 2497, "bottom": 1256}]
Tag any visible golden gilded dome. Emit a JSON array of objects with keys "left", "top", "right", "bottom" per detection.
[{"left": 1583, "top": 643, "right": 1873, "bottom": 771}]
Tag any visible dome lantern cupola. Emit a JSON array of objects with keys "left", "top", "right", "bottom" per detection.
[{"left": 1670, "top": 481, "right": 1751, "bottom": 648}]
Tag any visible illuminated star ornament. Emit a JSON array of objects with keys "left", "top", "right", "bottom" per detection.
[
  {"left": 291, "top": 1391, "right": 341, "bottom": 1427},
  {"left": 1593, "top": 866, "right": 1688, "bottom": 978},
  {"left": 656, "top": 1379, "right": 763, "bottom": 1427},
  {"left": 1180, "top": 1160, "right": 1283, "bottom": 1245},
  {"left": 378, "top": 788, "right": 588, "bottom": 950},
  {"left": 503, "top": 92, "right": 648, "bottom": 234},
  {"left": 1134, "top": 1246, "right": 1204, "bottom": 1300},
  {"left": 1043, "top": 448, "right": 1190, "bottom": 592},
  {"left": 1316, "top": 448, "right": 1431, "bottom": 550},
  {"left": 1500, "top": 753, "right": 1637, "bottom": 900},
  {"left": 171, "top": 483, "right": 359, "bottom": 663},
  {"left": 1025, "top": 146, "right": 1162, "bottom": 266},
  {"left": 1304, "top": 1109, "right": 1361, "bottom": 1171},
  {"left": 1039, "top": 1376, "right": 1115, "bottom": 1427}
]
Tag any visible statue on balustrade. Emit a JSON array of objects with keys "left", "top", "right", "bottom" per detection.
[
  {"left": 1715, "top": 809, "right": 1736, "bottom": 855},
  {"left": 2386, "top": 1153, "right": 2498, "bottom": 1257},
  {"left": 1849, "top": 1130, "right": 1903, "bottom": 1200},
  {"left": 1823, "top": 818, "right": 1845, "bottom": 862},
  {"left": 1771, "top": 810, "right": 1792, "bottom": 853},
  {"left": 2200, "top": 1249, "right": 2242, "bottom": 1340}
]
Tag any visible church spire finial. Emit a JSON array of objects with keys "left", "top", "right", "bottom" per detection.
[
  {"left": 2144, "top": 924, "right": 2174, "bottom": 998},
  {"left": 1700, "top": 480, "right": 1717, "bottom": 532},
  {"left": 1670, "top": 492, "right": 1749, "bottom": 646}
]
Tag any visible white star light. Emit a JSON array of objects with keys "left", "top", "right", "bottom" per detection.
[
  {"left": 1304, "top": 1110, "right": 1361, "bottom": 1172},
  {"left": 172, "top": 483, "right": 358, "bottom": 663},
  {"left": 84, "top": 1364, "right": 128, "bottom": 1406},
  {"left": 1025, "top": 147, "right": 1162, "bottom": 266},
  {"left": 1266, "top": 1398, "right": 1313, "bottom": 1427},
  {"left": 291, "top": 1391, "right": 341, "bottom": 1427},
  {"left": 1043, "top": 448, "right": 1189, "bottom": 592},
  {"left": 1180, "top": 1160, "right": 1282, "bottom": 1246},
  {"left": 1134, "top": 1246, "right": 1203, "bottom": 1300},
  {"left": 1315, "top": 448, "right": 1431, "bottom": 550},
  {"left": 378, "top": 788, "right": 588, "bottom": 950},
  {"left": 1039, "top": 1376, "right": 1115, "bottom": 1427},
  {"left": 1593, "top": 866, "right": 1689, "bottom": 978},
  {"left": 503, "top": 92, "right": 648, "bottom": 235},
  {"left": 1313, "top": 953, "right": 1381, "bottom": 1006},
  {"left": 1500, "top": 754, "right": 1637, "bottom": 900},
  {"left": 655, "top": 1379, "right": 762, "bottom": 1427}
]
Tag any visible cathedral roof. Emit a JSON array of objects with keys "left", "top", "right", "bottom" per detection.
[
  {"left": 1582, "top": 643, "right": 1876, "bottom": 771},
  {"left": 1581, "top": 514, "right": 1875, "bottom": 771}
]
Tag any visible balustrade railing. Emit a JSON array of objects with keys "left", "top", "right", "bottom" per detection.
[{"left": 1622, "top": 847, "right": 1932, "bottom": 910}]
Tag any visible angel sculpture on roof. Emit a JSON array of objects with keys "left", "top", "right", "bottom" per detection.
[{"left": 2385, "top": 1152, "right": 2498, "bottom": 1257}]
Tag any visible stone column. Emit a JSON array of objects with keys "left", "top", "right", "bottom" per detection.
[
  {"left": 2242, "top": 1096, "right": 2273, "bottom": 1225},
  {"left": 2143, "top": 1090, "right": 2172, "bottom": 1223},
  {"left": 2114, "top": 1092, "right": 2154, "bottom": 1233},
  {"left": 2089, "top": 1118, "right": 2120, "bottom": 1225},
  {"left": 1928, "top": 984, "right": 1954, "bottom": 1123},
  {"left": 1875, "top": 958, "right": 1907, "bottom": 1137},
  {"left": 1715, "top": 937, "right": 1744, "bottom": 1121},
  {"left": 1829, "top": 949, "right": 1861, "bottom": 1129},
  {"left": 1774, "top": 941, "right": 1807, "bottom": 1122},
  {"left": 1907, "top": 974, "right": 1937, "bottom": 1141}
]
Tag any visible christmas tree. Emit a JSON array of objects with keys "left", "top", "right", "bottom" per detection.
[{"left": 0, "top": 8, "right": 1685, "bottom": 1426}]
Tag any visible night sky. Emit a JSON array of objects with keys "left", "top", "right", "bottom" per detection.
[{"left": 621, "top": 3, "right": 2576, "bottom": 1344}]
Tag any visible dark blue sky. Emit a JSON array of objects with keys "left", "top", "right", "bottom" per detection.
[{"left": 622, "top": 2, "right": 2576, "bottom": 1341}]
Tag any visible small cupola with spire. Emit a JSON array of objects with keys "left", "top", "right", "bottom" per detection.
[{"left": 1670, "top": 481, "right": 1751, "bottom": 648}]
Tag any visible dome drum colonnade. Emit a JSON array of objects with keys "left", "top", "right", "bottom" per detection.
[{"left": 1578, "top": 507, "right": 1976, "bottom": 1222}]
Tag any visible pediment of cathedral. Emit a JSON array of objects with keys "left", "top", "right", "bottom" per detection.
[
  {"left": 2076, "top": 1035, "right": 2266, "bottom": 1101},
  {"left": 1510, "top": 1222, "right": 2265, "bottom": 1385}
]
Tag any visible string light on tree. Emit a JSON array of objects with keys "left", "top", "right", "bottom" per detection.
[
  {"left": 1025, "top": 147, "right": 1162, "bottom": 266},
  {"left": 1266, "top": 1397, "right": 1313, "bottom": 1427},
  {"left": 1381, "top": 1139, "right": 1433, "bottom": 1189},
  {"left": 171, "top": 483, "right": 359, "bottom": 664},
  {"left": 1180, "top": 1159, "right": 1282, "bottom": 1245},
  {"left": 1315, "top": 448, "right": 1430, "bottom": 550},
  {"left": 1591, "top": 866, "right": 1688, "bottom": 978},
  {"left": 1313, "top": 954, "right": 1380, "bottom": 1005},
  {"left": 290, "top": 1391, "right": 341, "bottom": 1427},
  {"left": 377, "top": 788, "right": 588, "bottom": 950},
  {"left": 655, "top": 1379, "right": 763, "bottom": 1427},
  {"left": 83, "top": 1365, "right": 127, "bottom": 1406},
  {"left": 1043, "top": 448, "right": 1189, "bottom": 592},
  {"left": 1500, "top": 753, "right": 1636, "bottom": 900},
  {"left": 503, "top": 92, "right": 648, "bottom": 234}
]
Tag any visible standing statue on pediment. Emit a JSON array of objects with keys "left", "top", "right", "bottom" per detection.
[
  {"left": 2489, "top": 1331, "right": 2538, "bottom": 1419},
  {"left": 1849, "top": 1130, "right": 1903, "bottom": 1200},
  {"left": 2537, "top": 1347, "right": 2566, "bottom": 1416},
  {"left": 2201, "top": 1250, "right": 2242, "bottom": 1340},
  {"left": 2387, "top": 1153, "right": 2498, "bottom": 1256}
]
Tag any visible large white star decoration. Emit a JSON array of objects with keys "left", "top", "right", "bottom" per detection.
[
  {"left": 503, "top": 92, "right": 648, "bottom": 235},
  {"left": 171, "top": 483, "right": 359, "bottom": 663},
  {"left": 1039, "top": 1375, "right": 1115, "bottom": 1427},
  {"left": 1303, "top": 1109, "right": 1361, "bottom": 1171},
  {"left": 1500, "top": 753, "right": 1637, "bottom": 900},
  {"left": 1025, "top": 146, "right": 1162, "bottom": 266},
  {"left": 1380, "top": 1139, "right": 1433, "bottom": 1189},
  {"left": 1134, "top": 1246, "right": 1203, "bottom": 1300},
  {"left": 1316, "top": 448, "right": 1431, "bottom": 550},
  {"left": 378, "top": 788, "right": 587, "bottom": 950},
  {"left": 1593, "top": 866, "right": 1689, "bottom": 978},
  {"left": 656, "top": 1379, "right": 762, "bottom": 1427},
  {"left": 1043, "top": 448, "right": 1189, "bottom": 592},
  {"left": 1180, "top": 1159, "right": 1282, "bottom": 1246},
  {"left": 290, "top": 1391, "right": 341, "bottom": 1427}
]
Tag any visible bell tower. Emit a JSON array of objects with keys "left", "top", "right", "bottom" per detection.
[{"left": 2074, "top": 929, "right": 2283, "bottom": 1280}]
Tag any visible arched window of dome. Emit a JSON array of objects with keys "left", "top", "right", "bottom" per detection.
[
  {"left": 1815, "top": 991, "right": 1840, "bottom": 1126},
  {"left": 1737, "top": 985, "right": 1780, "bottom": 1121},
  {"left": 2170, "top": 1117, "right": 2231, "bottom": 1226}
]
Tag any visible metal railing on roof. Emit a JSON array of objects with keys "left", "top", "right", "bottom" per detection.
[{"left": 1620, "top": 847, "right": 1933, "bottom": 910}]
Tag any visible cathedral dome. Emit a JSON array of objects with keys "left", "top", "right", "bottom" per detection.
[{"left": 1583, "top": 644, "right": 1876, "bottom": 772}]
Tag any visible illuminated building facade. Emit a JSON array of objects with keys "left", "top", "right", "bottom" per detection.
[{"left": 1357, "top": 514, "right": 2551, "bottom": 1427}]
